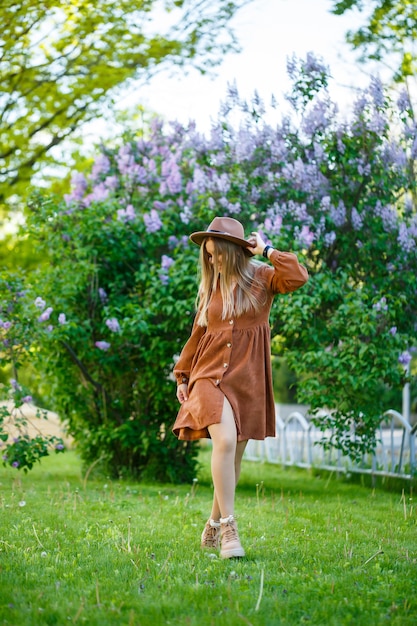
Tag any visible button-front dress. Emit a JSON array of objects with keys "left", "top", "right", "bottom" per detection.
[{"left": 173, "top": 250, "right": 308, "bottom": 441}]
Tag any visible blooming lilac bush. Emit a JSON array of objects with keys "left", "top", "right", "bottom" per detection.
[
  {"left": 8, "top": 53, "right": 417, "bottom": 476},
  {"left": 0, "top": 275, "right": 65, "bottom": 471}
]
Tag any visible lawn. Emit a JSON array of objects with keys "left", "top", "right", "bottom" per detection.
[{"left": 0, "top": 448, "right": 416, "bottom": 625}]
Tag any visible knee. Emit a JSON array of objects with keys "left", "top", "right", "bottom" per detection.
[{"left": 214, "top": 434, "right": 236, "bottom": 455}]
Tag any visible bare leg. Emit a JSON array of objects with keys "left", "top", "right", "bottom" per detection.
[
  {"left": 209, "top": 439, "right": 248, "bottom": 520},
  {"left": 208, "top": 397, "right": 248, "bottom": 520}
]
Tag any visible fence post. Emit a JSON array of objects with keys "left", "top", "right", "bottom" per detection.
[{"left": 402, "top": 361, "right": 411, "bottom": 424}]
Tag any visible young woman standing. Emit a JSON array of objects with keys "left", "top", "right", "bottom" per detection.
[{"left": 173, "top": 216, "right": 308, "bottom": 558}]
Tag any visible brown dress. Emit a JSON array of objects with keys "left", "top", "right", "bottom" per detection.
[{"left": 173, "top": 250, "right": 308, "bottom": 441}]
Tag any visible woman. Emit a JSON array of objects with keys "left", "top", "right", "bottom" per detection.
[{"left": 173, "top": 216, "right": 308, "bottom": 558}]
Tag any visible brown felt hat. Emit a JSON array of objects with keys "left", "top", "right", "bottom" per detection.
[{"left": 190, "top": 217, "right": 253, "bottom": 253}]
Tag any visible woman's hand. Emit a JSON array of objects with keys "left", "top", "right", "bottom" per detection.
[
  {"left": 247, "top": 231, "right": 268, "bottom": 256},
  {"left": 177, "top": 383, "right": 189, "bottom": 404}
]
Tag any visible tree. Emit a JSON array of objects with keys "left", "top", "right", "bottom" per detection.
[
  {"left": 0, "top": 0, "right": 249, "bottom": 208},
  {"left": 331, "top": 0, "right": 417, "bottom": 82},
  {"left": 2, "top": 53, "right": 416, "bottom": 478}
]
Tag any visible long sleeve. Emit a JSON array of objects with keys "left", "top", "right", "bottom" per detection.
[
  {"left": 173, "top": 315, "right": 207, "bottom": 385},
  {"left": 262, "top": 249, "right": 308, "bottom": 294}
]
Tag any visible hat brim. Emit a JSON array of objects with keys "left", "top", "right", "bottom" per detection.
[{"left": 190, "top": 231, "right": 254, "bottom": 255}]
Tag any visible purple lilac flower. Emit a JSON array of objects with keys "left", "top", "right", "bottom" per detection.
[
  {"left": 397, "top": 89, "right": 410, "bottom": 113},
  {"left": 117, "top": 204, "right": 136, "bottom": 222},
  {"left": 2, "top": 321, "right": 11, "bottom": 330},
  {"left": 153, "top": 201, "right": 167, "bottom": 211},
  {"left": 412, "top": 136, "right": 417, "bottom": 160},
  {"left": 369, "top": 76, "right": 385, "bottom": 108},
  {"left": 264, "top": 215, "right": 282, "bottom": 235},
  {"left": 330, "top": 201, "right": 346, "bottom": 227},
  {"left": 12, "top": 461, "right": 19, "bottom": 468},
  {"left": 104, "top": 175, "right": 119, "bottom": 190},
  {"left": 159, "top": 273, "right": 169, "bottom": 286},
  {"left": 304, "top": 51, "right": 328, "bottom": 76},
  {"left": 91, "top": 154, "right": 111, "bottom": 180},
  {"left": 95, "top": 341, "right": 111, "bottom": 351},
  {"left": 389, "top": 326, "right": 397, "bottom": 335},
  {"left": 58, "top": 313, "right": 67, "bottom": 325},
  {"left": 34, "top": 297, "right": 46, "bottom": 309},
  {"left": 55, "top": 443, "right": 65, "bottom": 451},
  {"left": 374, "top": 201, "right": 398, "bottom": 233},
  {"left": 166, "top": 166, "right": 182, "bottom": 194},
  {"left": 168, "top": 236, "right": 179, "bottom": 249},
  {"left": 117, "top": 145, "right": 134, "bottom": 176},
  {"left": 98, "top": 288, "right": 108, "bottom": 303},
  {"left": 22, "top": 395, "right": 32, "bottom": 403},
  {"left": 398, "top": 223, "right": 416, "bottom": 253},
  {"left": 299, "top": 225, "right": 314, "bottom": 247},
  {"left": 373, "top": 297, "right": 388, "bottom": 312},
  {"left": 192, "top": 167, "right": 208, "bottom": 193},
  {"left": 10, "top": 379, "right": 20, "bottom": 390},
  {"left": 368, "top": 111, "right": 387, "bottom": 134},
  {"left": 302, "top": 99, "right": 331, "bottom": 136},
  {"left": 324, "top": 231, "right": 336, "bottom": 247},
  {"left": 180, "top": 206, "right": 192, "bottom": 224},
  {"left": 38, "top": 307, "right": 53, "bottom": 322},
  {"left": 161, "top": 255, "right": 174, "bottom": 271},
  {"left": 351, "top": 207, "right": 363, "bottom": 231},
  {"left": 64, "top": 172, "right": 88, "bottom": 204},
  {"left": 106, "top": 318, "right": 121, "bottom": 333},
  {"left": 144, "top": 209, "right": 162, "bottom": 233},
  {"left": 2, "top": 454, "right": 8, "bottom": 461},
  {"left": 46, "top": 325, "right": 53, "bottom": 332},
  {"left": 83, "top": 183, "right": 109, "bottom": 206},
  {"left": 398, "top": 351, "right": 412, "bottom": 366}
]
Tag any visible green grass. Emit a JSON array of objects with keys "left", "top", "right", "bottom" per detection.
[{"left": 0, "top": 449, "right": 416, "bottom": 626}]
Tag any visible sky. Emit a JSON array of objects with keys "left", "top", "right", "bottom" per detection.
[{"left": 100, "top": 0, "right": 373, "bottom": 137}]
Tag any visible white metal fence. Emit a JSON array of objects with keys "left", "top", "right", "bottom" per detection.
[{"left": 244, "top": 406, "right": 417, "bottom": 481}]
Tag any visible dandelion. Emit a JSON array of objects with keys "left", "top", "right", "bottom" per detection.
[
  {"left": 19, "top": 500, "right": 26, "bottom": 507},
  {"left": 95, "top": 341, "right": 111, "bottom": 351}
]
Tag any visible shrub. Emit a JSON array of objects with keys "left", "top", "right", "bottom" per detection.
[{"left": 3, "top": 53, "right": 416, "bottom": 477}]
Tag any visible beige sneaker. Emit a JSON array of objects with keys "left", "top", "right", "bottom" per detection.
[
  {"left": 220, "top": 515, "right": 245, "bottom": 559},
  {"left": 201, "top": 519, "right": 221, "bottom": 549}
]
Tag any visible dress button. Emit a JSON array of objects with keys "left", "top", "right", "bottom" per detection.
[
  {"left": 227, "top": 342, "right": 232, "bottom": 348},
  {"left": 229, "top": 319, "right": 234, "bottom": 324},
  {"left": 223, "top": 363, "right": 228, "bottom": 368},
  {"left": 215, "top": 379, "right": 220, "bottom": 385}
]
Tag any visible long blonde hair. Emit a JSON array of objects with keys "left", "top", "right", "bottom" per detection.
[{"left": 195, "top": 237, "right": 266, "bottom": 326}]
